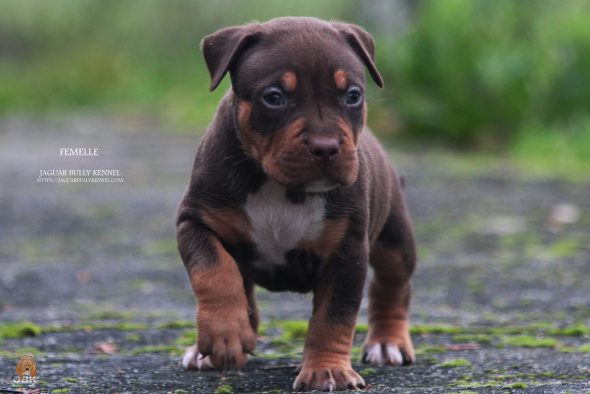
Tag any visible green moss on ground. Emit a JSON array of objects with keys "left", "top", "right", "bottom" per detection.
[
  {"left": 156, "top": 321, "right": 194, "bottom": 329},
  {"left": 451, "top": 334, "right": 493, "bottom": 344},
  {"left": 0, "top": 321, "right": 42, "bottom": 340},
  {"left": 214, "top": 384, "right": 233, "bottom": 394},
  {"left": 411, "top": 324, "right": 462, "bottom": 335},
  {"left": 129, "top": 345, "right": 181, "bottom": 356},
  {"left": 437, "top": 358, "right": 471, "bottom": 368},
  {"left": 504, "top": 382, "right": 527, "bottom": 389},
  {"left": 500, "top": 336, "right": 558, "bottom": 348},
  {"left": 175, "top": 330, "right": 196, "bottom": 346},
  {"left": 86, "top": 310, "right": 135, "bottom": 320},
  {"left": 415, "top": 344, "right": 447, "bottom": 355},
  {"left": 358, "top": 367, "right": 377, "bottom": 377}
]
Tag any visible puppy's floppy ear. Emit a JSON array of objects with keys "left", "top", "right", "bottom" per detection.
[
  {"left": 331, "top": 21, "right": 384, "bottom": 88},
  {"left": 201, "top": 23, "right": 261, "bottom": 91}
]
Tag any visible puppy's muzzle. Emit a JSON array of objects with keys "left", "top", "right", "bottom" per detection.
[{"left": 304, "top": 134, "right": 341, "bottom": 163}]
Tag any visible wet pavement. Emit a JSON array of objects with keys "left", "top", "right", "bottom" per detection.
[{"left": 0, "top": 115, "right": 588, "bottom": 393}]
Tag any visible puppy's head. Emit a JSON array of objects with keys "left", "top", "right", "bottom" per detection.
[{"left": 202, "top": 17, "right": 383, "bottom": 191}]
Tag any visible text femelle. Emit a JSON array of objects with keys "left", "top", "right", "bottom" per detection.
[{"left": 59, "top": 147, "right": 99, "bottom": 156}]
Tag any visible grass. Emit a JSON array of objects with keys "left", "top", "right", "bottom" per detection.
[
  {"left": 415, "top": 344, "right": 447, "bottom": 356},
  {"left": 548, "top": 324, "right": 589, "bottom": 337},
  {"left": 129, "top": 345, "right": 181, "bottom": 356},
  {"left": 510, "top": 118, "right": 590, "bottom": 180},
  {"left": 1, "top": 1, "right": 590, "bottom": 179},
  {"left": 214, "top": 384, "right": 233, "bottom": 394},
  {"left": 44, "top": 321, "right": 149, "bottom": 333},
  {"left": 358, "top": 367, "right": 377, "bottom": 377},
  {"left": 0, "top": 0, "right": 357, "bottom": 129},
  {"left": 156, "top": 320, "right": 194, "bottom": 330},
  {"left": 500, "top": 336, "right": 558, "bottom": 348},
  {"left": 503, "top": 382, "right": 527, "bottom": 389},
  {"left": 0, "top": 347, "right": 44, "bottom": 358},
  {"left": 437, "top": 358, "right": 471, "bottom": 368},
  {"left": 0, "top": 321, "right": 42, "bottom": 340},
  {"left": 549, "top": 238, "right": 582, "bottom": 259},
  {"left": 411, "top": 324, "right": 462, "bottom": 335},
  {"left": 273, "top": 320, "right": 308, "bottom": 341},
  {"left": 86, "top": 310, "right": 135, "bottom": 320},
  {"left": 142, "top": 238, "right": 179, "bottom": 256},
  {"left": 175, "top": 330, "right": 196, "bottom": 347},
  {"left": 451, "top": 334, "right": 493, "bottom": 345}
]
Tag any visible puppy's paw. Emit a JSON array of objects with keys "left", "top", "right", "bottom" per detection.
[
  {"left": 196, "top": 311, "right": 257, "bottom": 371},
  {"left": 362, "top": 340, "right": 414, "bottom": 366},
  {"left": 182, "top": 344, "right": 214, "bottom": 370},
  {"left": 293, "top": 366, "right": 366, "bottom": 392}
]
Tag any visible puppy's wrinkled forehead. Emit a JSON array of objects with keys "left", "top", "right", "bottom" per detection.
[
  {"left": 233, "top": 25, "right": 365, "bottom": 97},
  {"left": 201, "top": 17, "right": 383, "bottom": 93}
]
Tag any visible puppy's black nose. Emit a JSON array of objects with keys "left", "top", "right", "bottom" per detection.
[{"left": 306, "top": 135, "right": 340, "bottom": 161}]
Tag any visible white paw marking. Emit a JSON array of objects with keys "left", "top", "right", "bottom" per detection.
[
  {"left": 364, "top": 343, "right": 403, "bottom": 366},
  {"left": 245, "top": 181, "right": 325, "bottom": 271},
  {"left": 181, "top": 344, "right": 213, "bottom": 370}
]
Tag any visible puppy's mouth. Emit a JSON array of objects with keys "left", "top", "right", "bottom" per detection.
[
  {"left": 277, "top": 178, "right": 341, "bottom": 193},
  {"left": 261, "top": 153, "right": 358, "bottom": 192}
]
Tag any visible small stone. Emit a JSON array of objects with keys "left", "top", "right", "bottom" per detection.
[{"left": 549, "top": 203, "right": 580, "bottom": 230}]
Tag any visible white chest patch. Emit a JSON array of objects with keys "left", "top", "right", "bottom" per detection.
[{"left": 244, "top": 181, "right": 325, "bottom": 271}]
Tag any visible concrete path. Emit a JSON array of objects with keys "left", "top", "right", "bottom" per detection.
[{"left": 0, "top": 116, "right": 588, "bottom": 393}]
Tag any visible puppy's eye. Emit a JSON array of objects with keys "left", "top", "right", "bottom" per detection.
[
  {"left": 261, "top": 87, "right": 286, "bottom": 109},
  {"left": 345, "top": 87, "right": 363, "bottom": 107}
]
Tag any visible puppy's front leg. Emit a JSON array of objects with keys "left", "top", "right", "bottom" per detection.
[
  {"left": 177, "top": 218, "right": 255, "bottom": 371},
  {"left": 293, "top": 238, "right": 368, "bottom": 392}
]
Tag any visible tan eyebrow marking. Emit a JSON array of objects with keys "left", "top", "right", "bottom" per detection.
[
  {"left": 281, "top": 71, "right": 297, "bottom": 92},
  {"left": 334, "top": 69, "right": 348, "bottom": 90}
]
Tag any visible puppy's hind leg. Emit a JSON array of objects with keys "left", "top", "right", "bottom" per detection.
[{"left": 363, "top": 195, "right": 416, "bottom": 366}]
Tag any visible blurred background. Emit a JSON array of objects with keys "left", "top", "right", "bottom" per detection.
[
  {"left": 2, "top": 0, "right": 589, "bottom": 177},
  {"left": 1, "top": 2, "right": 589, "bottom": 391}
]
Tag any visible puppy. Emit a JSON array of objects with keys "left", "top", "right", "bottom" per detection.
[{"left": 177, "top": 17, "right": 416, "bottom": 392}]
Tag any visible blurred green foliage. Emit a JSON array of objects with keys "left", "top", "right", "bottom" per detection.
[
  {"left": 383, "top": 0, "right": 590, "bottom": 147},
  {"left": 0, "top": 0, "right": 357, "bottom": 125},
  {"left": 1, "top": 0, "right": 590, "bottom": 165}
]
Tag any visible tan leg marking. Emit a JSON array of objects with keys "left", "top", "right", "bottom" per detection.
[
  {"left": 184, "top": 236, "right": 256, "bottom": 371},
  {"left": 293, "top": 287, "right": 366, "bottom": 391},
  {"left": 363, "top": 245, "right": 414, "bottom": 365}
]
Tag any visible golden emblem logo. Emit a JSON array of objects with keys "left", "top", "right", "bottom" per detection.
[{"left": 13, "top": 354, "right": 38, "bottom": 385}]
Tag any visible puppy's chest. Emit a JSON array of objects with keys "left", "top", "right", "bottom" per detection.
[{"left": 244, "top": 182, "right": 325, "bottom": 271}]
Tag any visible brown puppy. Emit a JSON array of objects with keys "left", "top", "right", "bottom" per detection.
[{"left": 177, "top": 17, "right": 416, "bottom": 392}]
